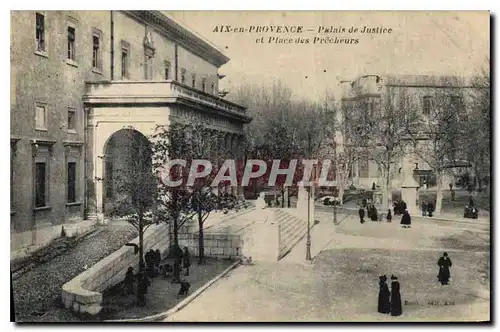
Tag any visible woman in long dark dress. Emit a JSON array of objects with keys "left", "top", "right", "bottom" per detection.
[
  {"left": 390, "top": 275, "right": 402, "bottom": 316},
  {"left": 377, "top": 275, "right": 391, "bottom": 314},
  {"left": 400, "top": 210, "right": 411, "bottom": 228},
  {"left": 358, "top": 207, "right": 365, "bottom": 224},
  {"left": 437, "top": 252, "right": 452, "bottom": 285}
]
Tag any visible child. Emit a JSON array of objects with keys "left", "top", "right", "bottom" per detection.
[{"left": 177, "top": 280, "right": 191, "bottom": 298}]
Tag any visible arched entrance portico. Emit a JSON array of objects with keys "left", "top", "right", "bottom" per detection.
[{"left": 103, "top": 129, "right": 152, "bottom": 216}]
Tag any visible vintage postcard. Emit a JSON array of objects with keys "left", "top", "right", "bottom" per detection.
[{"left": 10, "top": 10, "right": 490, "bottom": 323}]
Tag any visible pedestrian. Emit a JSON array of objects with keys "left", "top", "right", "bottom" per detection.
[
  {"left": 183, "top": 247, "right": 191, "bottom": 276},
  {"left": 123, "top": 266, "right": 135, "bottom": 295},
  {"left": 358, "top": 206, "right": 365, "bottom": 224},
  {"left": 386, "top": 209, "right": 392, "bottom": 222},
  {"left": 145, "top": 249, "right": 156, "bottom": 278},
  {"left": 400, "top": 209, "right": 411, "bottom": 228},
  {"left": 421, "top": 201, "right": 428, "bottom": 217},
  {"left": 390, "top": 275, "right": 402, "bottom": 316},
  {"left": 377, "top": 275, "right": 391, "bottom": 314},
  {"left": 427, "top": 202, "right": 434, "bottom": 217},
  {"left": 372, "top": 182, "right": 376, "bottom": 191},
  {"left": 137, "top": 270, "right": 150, "bottom": 306},
  {"left": 155, "top": 249, "right": 161, "bottom": 275},
  {"left": 370, "top": 205, "right": 379, "bottom": 221},
  {"left": 177, "top": 279, "right": 191, "bottom": 298},
  {"left": 437, "top": 252, "right": 453, "bottom": 285}
]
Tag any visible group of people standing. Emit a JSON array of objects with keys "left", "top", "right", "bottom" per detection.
[
  {"left": 377, "top": 275, "right": 402, "bottom": 316},
  {"left": 122, "top": 246, "right": 192, "bottom": 306}
]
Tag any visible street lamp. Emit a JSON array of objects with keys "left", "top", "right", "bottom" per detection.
[{"left": 305, "top": 133, "right": 312, "bottom": 261}]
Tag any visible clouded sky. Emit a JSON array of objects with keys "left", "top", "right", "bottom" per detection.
[{"left": 167, "top": 11, "right": 489, "bottom": 101}]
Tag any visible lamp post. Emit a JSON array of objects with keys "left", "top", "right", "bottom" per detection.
[{"left": 305, "top": 133, "right": 312, "bottom": 261}]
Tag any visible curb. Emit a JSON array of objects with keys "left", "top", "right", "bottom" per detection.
[{"left": 104, "top": 260, "right": 241, "bottom": 322}]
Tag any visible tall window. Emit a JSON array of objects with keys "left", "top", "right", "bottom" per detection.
[
  {"left": 164, "top": 61, "right": 170, "bottom": 80},
  {"left": 35, "top": 103, "right": 47, "bottom": 130},
  {"left": 423, "top": 96, "right": 433, "bottom": 115},
  {"left": 201, "top": 78, "right": 206, "bottom": 92},
  {"left": 67, "top": 108, "right": 76, "bottom": 131},
  {"left": 181, "top": 68, "right": 186, "bottom": 84},
  {"left": 35, "top": 13, "right": 45, "bottom": 52},
  {"left": 67, "top": 162, "right": 76, "bottom": 203},
  {"left": 121, "top": 43, "right": 129, "bottom": 79},
  {"left": 92, "top": 32, "right": 101, "bottom": 69},
  {"left": 192, "top": 74, "right": 196, "bottom": 88},
  {"left": 144, "top": 55, "right": 153, "bottom": 80},
  {"left": 67, "top": 26, "right": 75, "bottom": 60},
  {"left": 35, "top": 162, "right": 47, "bottom": 207}
]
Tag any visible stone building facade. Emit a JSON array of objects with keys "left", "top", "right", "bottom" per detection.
[
  {"left": 10, "top": 10, "right": 250, "bottom": 254},
  {"left": 339, "top": 74, "right": 478, "bottom": 190}
]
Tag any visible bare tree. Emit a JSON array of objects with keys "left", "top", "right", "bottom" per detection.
[{"left": 407, "top": 77, "right": 470, "bottom": 215}]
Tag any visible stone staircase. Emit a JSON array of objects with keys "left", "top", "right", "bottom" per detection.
[{"left": 276, "top": 209, "right": 307, "bottom": 260}]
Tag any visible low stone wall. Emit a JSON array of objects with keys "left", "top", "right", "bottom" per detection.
[
  {"left": 61, "top": 223, "right": 170, "bottom": 316},
  {"left": 11, "top": 219, "right": 97, "bottom": 261},
  {"left": 179, "top": 224, "right": 242, "bottom": 260}
]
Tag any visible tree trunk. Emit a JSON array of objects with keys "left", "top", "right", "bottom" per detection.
[
  {"left": 381, "top": 166, "right": 391, "bottom": 210},
  {"left": 138, "top": 216, "right": 145, "bottom": 271},
  {"left": 198, "top": 211, "right": 205, "bottom": 265},
  {"left": 435, "top": 170, "right": 444, "bottom": 216},
  {"left": 281, "top": 186, "right": 285, "bottom": 208},
  {"left": 173, "top": 214, "right": 179, "bottom": 246}
]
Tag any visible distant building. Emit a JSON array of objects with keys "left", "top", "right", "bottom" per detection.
[
  {"left": 339, "top": 74, "right": 479, "bottom": 190},
  {"left": 10, "top": 10, "right": 251, "bottom": 255}
]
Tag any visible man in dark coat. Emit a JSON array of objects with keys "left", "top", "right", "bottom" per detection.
[
  {"left": 145, "top": 249, "right": 156, "bottom": 278},
  {"left": 137, "top": 270, "right": 150, "bottom": 306},
  {"left": 370, "top": 205, "right": 378, "bottom": 221},
  {"left": 437, "top": 252, "right": 453, "bottom": 285},
  {"left": 400, "top": 210, "right": 411, "bottom": 228},
  {"left": 123, "top": 266, "right": 135, "bottom": 295},
  {"left": 421, "top": 201, "right": 428, "bottom": 217},
  {"left": 358, "top": 207, "right": 365, "bottom": 224},
  {"left": 377, "top": 275, "right": 391, "bottom": 314},
  {"left": 390, "top": 275, "right": 402, "bottom": 316},
  {"left": 427, "top": 202, "right": 434, "bottom": 217},
  {"left": 386, "top": 209, "right": 392, "bottom": 222}
]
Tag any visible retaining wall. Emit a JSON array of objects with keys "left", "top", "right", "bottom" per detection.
[
  {"left": 179, "top": 223, "right": 242, "bottom": 260},
  {"left": 61, "top": 223, "right": 170, "bottom": 316}
]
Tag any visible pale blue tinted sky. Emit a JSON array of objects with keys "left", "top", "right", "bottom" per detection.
[{"left": 167, "top": 11, "right": 489, "bottom": 101}]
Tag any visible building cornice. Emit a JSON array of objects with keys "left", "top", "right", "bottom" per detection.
[{"left": 123, "top": 11, "right": 229, "bottom": 68}]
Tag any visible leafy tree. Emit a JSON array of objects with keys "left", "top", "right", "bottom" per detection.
[{"left": 108, "top": 129, "right": 158, "bottom": 270}]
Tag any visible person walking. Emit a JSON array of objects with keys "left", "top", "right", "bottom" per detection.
[
  {"left": 358, "top": 206, "right": 365, "bottom": 224},
  {"left": 386, "top": 209, "right": 392, "bottom": 222},
  {"left": 437, "top": 252, "right": 453, "bottom": 285},
  {"left": 390, "top": 275, "right": 402, "bottom": 316}
]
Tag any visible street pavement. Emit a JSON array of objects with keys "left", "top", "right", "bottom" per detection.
[{"left": 163, "top": 209, "right": 490, "bottom": 322}]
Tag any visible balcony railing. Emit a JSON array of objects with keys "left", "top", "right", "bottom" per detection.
[{"left": 83, "top": 80, "right": 248, "bottom": 119}]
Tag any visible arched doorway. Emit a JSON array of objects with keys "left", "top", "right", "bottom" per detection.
[{"left": 103, "top": 129, "right": 153, "bottom": 216}]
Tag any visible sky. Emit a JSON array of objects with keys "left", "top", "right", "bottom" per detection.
[{"left": 167, "top": 11, "right": 489, "bottom": 101}]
